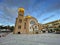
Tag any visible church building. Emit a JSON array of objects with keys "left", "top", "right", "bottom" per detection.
[{"left": 13, "top": 8, "right": 43, "bottom": 34}]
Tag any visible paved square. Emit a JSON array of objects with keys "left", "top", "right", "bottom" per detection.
[{"left": 0, "top": 33, "right": 60, "bottom": 45}]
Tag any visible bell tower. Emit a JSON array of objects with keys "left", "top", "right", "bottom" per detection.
[{"left": 14, "top": 8, "right": 24, "bottom": 34}]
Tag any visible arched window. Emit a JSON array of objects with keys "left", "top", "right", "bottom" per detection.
[
  {"left": 35, "top": 26, "right": 37, "bottom": 29},
  {"left": 30, "top": 21, "right": 35, "bottom": 25},
  {"left": 18, "top": 26, "right": 21, "bottom": 29},
  {"left": 19, "top": 19, "right": 22, "bottom": 23},
  {"left": 24, "top": 23, "right": 26, "bottom": 29}
]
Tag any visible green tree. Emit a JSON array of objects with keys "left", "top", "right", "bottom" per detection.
[{"left": 10, "top": 26, "right": 14, "bottom": 32}]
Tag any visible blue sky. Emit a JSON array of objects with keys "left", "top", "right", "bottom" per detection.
[{"left": 0, "top": 0, "right": 60, "bottom": 26}]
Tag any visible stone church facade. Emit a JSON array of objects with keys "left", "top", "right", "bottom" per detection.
[{"left": 13, "top": 8, "right": 43, "bottom": 34}]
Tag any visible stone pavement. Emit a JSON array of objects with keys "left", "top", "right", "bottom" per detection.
[{"left": 0, "top": 33, "right": 60, "bottom": 45}]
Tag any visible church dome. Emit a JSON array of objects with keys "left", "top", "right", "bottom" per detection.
[
  {"left": 25, "top": 15, "right": 32, "bottom": 18},
  {"left": 18, "top": 8, "right": 24, "bottom": 12}
]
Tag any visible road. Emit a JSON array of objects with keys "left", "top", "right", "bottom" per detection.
[{"left": 0, "top": 33, "right": 60, "bottom": 45}]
